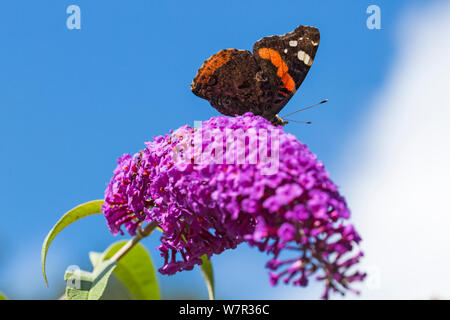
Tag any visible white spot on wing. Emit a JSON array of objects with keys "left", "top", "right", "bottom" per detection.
[
  {"left": 289, "top": 40, "right": 298, "bottom": 47},
  {"left": 297, "top": 50, "right": 313, "bottom": 66},
  {"left": 284, "top": 49, "right": 288, "bottom": 54}
]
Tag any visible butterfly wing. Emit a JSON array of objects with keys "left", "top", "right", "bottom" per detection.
[
  {"left": 252, "top": 25, "right": 320, "bottom": 119},
  {"left": 191, "top": 49, "right": 264, "bottom": 117}
]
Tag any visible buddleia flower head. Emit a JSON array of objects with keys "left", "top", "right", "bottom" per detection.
[{"left": 102, "top": 113, "right": 365, "bottom": 298}]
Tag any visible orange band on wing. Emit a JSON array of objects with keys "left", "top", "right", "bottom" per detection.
[
  {"left": 258, "top": 48, "right": 296, "bottom": 92},
  {"left": 194, "top": 49, "right": 233, "bottom": 85}
]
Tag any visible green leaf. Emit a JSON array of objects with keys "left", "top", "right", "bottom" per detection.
[
  {"left": 100, "top": 241, "right": 160, "bottom": 300},
  {"left": 0, "top": 292, "right": 7, "bottom": 300},
  {"left": 200, "top": 254, "right": 215, "bottom": 300},
  {"left": 64, "top": 260, "right": 117, "bottom": 300},
  {"left": 89, "top": 260, "right": 117, "bottom": 300},
  {"left": 89, "top": 251, "right": 103, "bottom": 269},
  {"left": 64, "top": 268, "right": 94, "bottom": 300},
  {"left": 41, "top": 200, "right": 104, "bottom": 286}
]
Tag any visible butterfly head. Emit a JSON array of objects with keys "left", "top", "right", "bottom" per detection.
[{"left": 271, "top": 114, "right": 289, "bottom": 126}]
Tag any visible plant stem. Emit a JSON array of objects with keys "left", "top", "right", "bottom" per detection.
[{"left": 110, "top": 221, "right": 159, "bottom": 263}]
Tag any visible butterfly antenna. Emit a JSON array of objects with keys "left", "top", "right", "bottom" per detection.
[
  {"left": 280, "top": 99, "right": 328, "bottom": 118},
  {"left": 284, "top": 119, "right": 312, "bottom": 124}
]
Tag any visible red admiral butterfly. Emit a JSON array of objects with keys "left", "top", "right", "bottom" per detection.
[{"left": 191, "top": 25, "right": 320, "bottom": 125}]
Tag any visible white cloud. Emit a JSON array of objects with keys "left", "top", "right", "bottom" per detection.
[{"left": 345, "top": 0, "right": 450, "bottom": 299}]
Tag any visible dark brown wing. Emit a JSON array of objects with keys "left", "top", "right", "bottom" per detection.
[
  {"left": 191, "top": 49, "right": 265, "bottom": 117},
  {"left": 252, "top": 25, "right": 320, "bottom": 119}
]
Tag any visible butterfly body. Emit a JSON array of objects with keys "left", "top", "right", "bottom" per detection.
[{"left": 191, "top": 25, "right": 320, "bottom": 125}]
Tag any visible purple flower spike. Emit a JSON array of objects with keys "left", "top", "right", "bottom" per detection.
[{"left": 102, "top": 113, "right": 365, "bottom": 298}]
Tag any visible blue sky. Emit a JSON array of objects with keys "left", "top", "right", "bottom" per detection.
[{"left": 0, "top": 0, "right": 438, "bottom": 299}]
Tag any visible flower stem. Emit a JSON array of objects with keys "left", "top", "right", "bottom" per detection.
[{"left": 110, "top": 221, "right": 159, "bottom": 263}]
